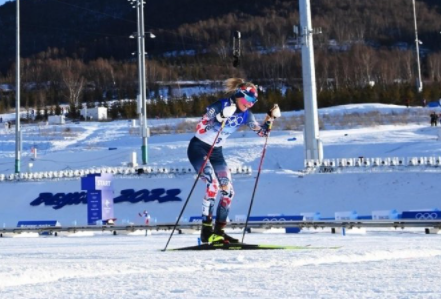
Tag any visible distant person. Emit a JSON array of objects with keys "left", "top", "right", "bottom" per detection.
[
  {"left": 187, "top": 77, "right": 280, "bottom": 244},
  {"left": 423, "top": 99, "right": 427, "bottom": 107},
  {"left": 0, "top": 117, "right": 2, "bottom": 123},
  {"left": 430, "top": 112, "right": 439, "bottom": 126},
  {"left": 105, "top": 218, "right": 116, "bottom": 225},
  {"left": 139, "top": 210, "right": 151, "bottom": 225}
]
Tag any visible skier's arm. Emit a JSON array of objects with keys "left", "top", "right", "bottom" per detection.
[
  {"left": 246, "top": 112, "right": 269, "bottom": 136},
  {"left": 203, "top": 100, "right": 236, "bottom": 122},
  {"left": 203, "top": 102, "right": 223, "bottom": 122},
  {"left": 248, "top": 105, "right": 281, "bottom": 137},
  {"left": 216, "top": 104, "right": 237, "bottom": 122}
]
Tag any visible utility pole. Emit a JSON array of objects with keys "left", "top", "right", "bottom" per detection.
[
  {"left": 15, "top": 0, "right": 21, "bottom": 173},
  {"left": 135, "top": 1, "right": 142, "bottom": 133},
  {"left": 129, "top": 0, "right": 153, "bottom": 165},
  {"left": 295, "top": 0, "right": 323, "bottom": 161},
  {"left": 412, "top": 0, "right": 423, "bottom": 93},
  {"left": 139, "top": 0, "right": 148, "bottom": 164}
]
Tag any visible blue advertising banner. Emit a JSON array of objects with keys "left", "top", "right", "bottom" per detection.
[
  {"left": 401, "top": 210, "right": 441, "bottom": 220},
  {"left": 189, "top": 215, "right": 303, "bottom": 222},
  {"left": 17, "top": 220, "right": 60, "bottom": 228},
  {"left": 87, "top": 191, "right": 102, "bottom": 225},
  {"left": 101, "top": 189, "right": 114, "bottom": 222},
  {"left": 189, "top": 216, "right": 216, "bottom": 223},
  {"left": 189, "top": 215, "right": 302, "bottom": 233},
  {"left": 247, "top": 215, "right": 303, "bottom": 221},
  {"left": 30, "top": 188, "right": 182, "bottom": 210},
  {"left": 81, "top": 173, "right": 113, "bottom": 191},
  {"left": 82, "top": 174, "right": 114, "bottom": 225}
]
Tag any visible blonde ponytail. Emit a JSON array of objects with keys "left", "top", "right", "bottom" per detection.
[{"left": 224, "top": 78, "right": 257, "bottom": 95}]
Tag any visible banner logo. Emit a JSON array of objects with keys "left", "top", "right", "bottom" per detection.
[
  {"left": 415, "top": 212, "right": 438, "bottom": 220},
  {"left": 30, "top": 188, "right": 182, "bottom": 210}
]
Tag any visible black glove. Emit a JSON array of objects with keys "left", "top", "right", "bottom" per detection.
[{"left": 257, "top": 121, "right": 272, "bottom": 137}]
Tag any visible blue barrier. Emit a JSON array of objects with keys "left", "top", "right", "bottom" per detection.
[
  {"left": 188, "top": 216, "right": 215, "bottom": 223},
  {"left": 372, "top": 209, "right": 400, "bottom": 220},
  {"left": 17, "top": 220, "right": 60, "bottom": 228},
  {"left": 301, "top": 212, "right": 321, "bottom": 221},
  {"left": 189, "top": 215, "right": 303, "bottom": 222},
  {"left": 189, "top": 215, "right": 303, "bottom": 233},
  {"left": 401, "top": 210, "right": 441, "bottom": 220},
  {"left": 190, "top": 210, "right": 439, "bottom": 226},
  {"left": 17, "top": 220, "right": 61, "bottom": 234},
  {"left": 248, "top": 215, "right": 303, "bottom": 221}
]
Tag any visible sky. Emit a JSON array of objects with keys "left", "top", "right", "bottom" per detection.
[{"left": 1, "top": 103, "right": 441, "bottom": 298}]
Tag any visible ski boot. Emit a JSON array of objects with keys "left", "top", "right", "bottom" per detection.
[
  {"left": 214, "top": 222, "right": 239, "bottom": 244},
  {"left": 202, "top": 225, "right": 225, "bottom": 244},
  {"left": 207, "top": 233, "right": 225, "bottom": 244},
  {"left": 200, "top": 220, "right": 215, "bottom": 243}
]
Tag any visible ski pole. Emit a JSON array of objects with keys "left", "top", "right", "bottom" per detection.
[
  {"left": 162, "top": 121, "right": 226, "bottom": 251},
  {"left": 241, "top": 114, "right": 277, "bottom": 243}
]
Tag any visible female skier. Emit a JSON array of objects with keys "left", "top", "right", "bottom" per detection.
[{"left": 187, "top": 78, "right": 280, "bottom": 244}]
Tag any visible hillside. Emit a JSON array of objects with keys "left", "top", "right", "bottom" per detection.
[
  {"left": 1, "top": 0, "right": 440, "bottom": 73},
  {"left": 1, "top": 0, "right": 441, "bottom": 115}
]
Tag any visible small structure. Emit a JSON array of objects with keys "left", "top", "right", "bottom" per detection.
[
  {"left": 0, "top": 84, "right": 14, "bottom": 97},
  {"left": 81, "top": 173, "right": 114, "bottom": 225},
  {"left": 80, "top": 107, "right": 108, "bottom": 120},
  {"left": 48, "top": 115, "right": 65, "bottom": 125}
]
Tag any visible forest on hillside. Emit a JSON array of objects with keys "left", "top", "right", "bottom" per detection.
[{"left": 0, "top": 0, "right": 441, "bottom": 117}]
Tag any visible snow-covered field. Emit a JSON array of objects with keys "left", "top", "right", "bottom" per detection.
[
  {"left": 1, "top": 103, "right": 441, "bottom": 298},
  {"left": 2, "top": 232, "right": 441, "bottom": 299}
]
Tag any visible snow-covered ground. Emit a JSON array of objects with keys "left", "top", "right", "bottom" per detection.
[
  {"left": 1, "top": 232, "right": 441, "bottom": 299},
  {"left": 1, "top": 103, "right": 441, "bottom": 298}
]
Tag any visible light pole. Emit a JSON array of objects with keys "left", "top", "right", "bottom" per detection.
[
  {"left": 296, "top": 0, "right": 323, "bottom": 161},
  {"left": 15, "top": 0, "right": 21, "bottom": 173},
  {"left": 412, "top": 0, "right": 423, "bottom": 93},
  {"left": 128, "top": 0, "right": 155, "bottom": 165}
]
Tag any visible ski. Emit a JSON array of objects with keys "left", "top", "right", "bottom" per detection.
[{"left": 168, "top": 243, "right": 341, "bottom": 251}]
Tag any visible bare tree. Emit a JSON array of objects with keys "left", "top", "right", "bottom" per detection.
[
  {"left": 428, "top": 53, "right": 441, "bottom": 82},
  {"left": 62, "top": 59, "right": 85, "bottom": 107}
]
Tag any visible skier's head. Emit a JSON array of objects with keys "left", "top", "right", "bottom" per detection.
[
  {"left": 224, "top": 78, "right": 258, "bottom": 111},
  {"left": 235, "top": 86, "right": 258, "bottom": 110}
]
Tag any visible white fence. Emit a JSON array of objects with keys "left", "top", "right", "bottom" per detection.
[
  {"left": 305, "top": 156, "right": 441, "bottom": 172},
  {"left": 0, "top": 165, "right": 252, "bottom": 183}
]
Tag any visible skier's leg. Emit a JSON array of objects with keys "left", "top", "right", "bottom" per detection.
[
  {"left": 200, "top": 165, "right": 223, "bottom": 242},
  {"left": 201, "top": 166, "right": 218, "bottom": 219},
  {"left": 211, "top": 151, "right": 239, "bottom": 243},
  {"left": 214, "top": 168, "right": 234, "bottom": 227},
  {"left": 187, "top": 137, "right": 223, "bottom": 243}
]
